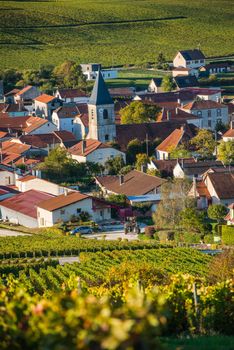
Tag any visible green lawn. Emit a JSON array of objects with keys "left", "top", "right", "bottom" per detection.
[
  {"left": 163, "top": 336, "right": 234, "bottom": 350},
  {"left": 0, "top": 0, "right": 233, "bottom": 69}
]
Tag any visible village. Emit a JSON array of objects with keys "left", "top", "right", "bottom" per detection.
[{"left": 0, "top": 49, "right": 233, "bottom": 244}]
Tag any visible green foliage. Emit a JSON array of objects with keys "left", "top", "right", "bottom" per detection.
[
  {"left": 120, "top": 101, "right": 160, "bottom": 124},
  {"left": 170, "top": 145, "right": 192, "bottom": 159},
  {"left": 107, "top": 193, "right": 127, "bottom": 206},
  {"left": 208, "top": 204, "right": 228, "bottom": 223},
  {"left": 135, "top": 153, "right": 149, "bottom": 171},
  {"left": 105, "top": 155, "right": 125, "bottom": 175},
  {"left": 162, "top": 75, "right": 176, "bottom": 92},
  {"left": 126, "top": 138, "right": 142, "bottom": 164},
  {"left": 190, "top": 129, "right": 216, "bottom": 158},
  {"left": 221, "top": 225, "right": 234, "bottom": 245},
  {"left": 217, "top": 140, "right": 234, "bottom": 165},
  {"left": 179, "top": 208, "right": 207, "bottom": 234},
  {"left": 156, "top": 52, "right": 166, "bottom": 68},
  {"left": 53, "top": 60, "right": 86, "bottom": 89},
  {"left": 207, "top": 249, "right": 234, "bottom": 283}
]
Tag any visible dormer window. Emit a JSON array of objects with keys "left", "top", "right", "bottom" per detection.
[{"left": 103, "top": 109, "right": 108, "bottom": 119}]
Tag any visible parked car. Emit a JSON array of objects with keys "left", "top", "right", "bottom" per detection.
[{"left": 70, "top": 226, "right": 93, "bottom": 235}]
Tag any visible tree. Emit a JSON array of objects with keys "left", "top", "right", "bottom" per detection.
[
  {"left": 147, "top": 168, "right": 161, "bottom": 177},
  {"left": 135, "top": 153, "right": 149, "bottom": 171},
  {"left": 190, "top": 129, "right": 216, "bottom": 158},
  {"left": 126, "top": 139, "right": 142, "bottom": 164},
  {"left": 105, "top": 155, "right": 125, "bottom": 175},
  {"left": 0, "top": 68, "right": 22, "bottom": 92},
  {"left": 153, "top": 179, "right": 194, "bottom": 229},
  {"left": 107, "top": 194, "right": 127, "bottom": 206},
  {"left": 53, "top": 60, "right": 86, "bottom": 89},
  {"left": 120, "top": 101, "right": 160, "bottom": 124},
  {"left": 217, "top": 140, "right": 234, "bottom": 166},
  {"left": 179, "top": 207, "right": 206, "bottom": 234},
  {"left": 208, "top": 204, "right": 228, "bottom": 223},
  {"left": 156, "top": 52, "right": 166, "bottom": 68},
  {"left": 162, "top": 75, "right": 175, "bottom": 92},
  {"left": 170, "top": 145, "right": 191, "bottom": 159},
  {"left": 215, "top": 120, "right": 228, "bottom": 133}
]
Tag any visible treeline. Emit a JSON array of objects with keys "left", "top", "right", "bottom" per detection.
[{"left": 0, "top": 60, "right": 87, "bottom": 94}]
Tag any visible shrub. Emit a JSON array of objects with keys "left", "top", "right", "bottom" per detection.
[
  {"left": 144, "top": 226, "right": 156, "bottom": 238},
  {"left": 204, "top": 234, "right": 214, "bottom": 244},
  {"left": 221, "top": 225, "right": 234, "bottom": 245}
]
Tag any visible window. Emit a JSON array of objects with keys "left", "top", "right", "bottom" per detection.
[
  {"left": 207, "top": 110, "right": 211, "bottom": 118},
  {"left": 208, "top": 120, "right": 212, "bottom": 127},
  {"left": 103, "top": 109, "right": 108, "bottom": 119},
  {"left": 71, "top": 119, "right": 74, "bottom": 125},
  {"left": 77, "top": 208, "right": 81, "bottom": 214},
  {"left": 60, "top": 209, "right": 65, "bottom": 215},
  {"left": 100, "top": 210, "right": 103, "bottom": 217},
  {"left": 197, "top": 111, "right": 202, "bottom": 117},
  {"left": 217, "top": 109, "right": 221, "bottom": 117},
  {"left": 40, "top": 218, "right": 45, "bottom": 226},
  {"left": 47, "top": 123, "right": 50, "bottom": 126}
]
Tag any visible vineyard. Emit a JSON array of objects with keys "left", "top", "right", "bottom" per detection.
[
  {"left": 0, "top": 234, "right": 168, "bottom": 259},
  {"left": 0, "top": 0, "right": 233, "bottom": 69},
  {"left": 0, "top": 248, "right": 211, "bottom": 295}
]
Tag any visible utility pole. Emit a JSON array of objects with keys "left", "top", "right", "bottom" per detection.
[{"left": 146, "top": 133, "right": 149, "bottom": 157}]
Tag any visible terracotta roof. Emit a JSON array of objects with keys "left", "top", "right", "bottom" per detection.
[
  {"left": 38, "top": 191, "right": 89, "bottom": 211},
  {"left": 69, "top": 139, "right": 109, "bottom": 157},
  {"left": 53, "top": 130, "right": 77, "bottom": 142},
  {"left": 78, "top": 114, "right": 89, "bottom": 127},
  {"left": 54, "top": 105, "right": 80, "bottom": 119},
  {"left": 0, "top": 152, "right": 23, "bottom": 165},
  {"left": 4, "top": 89, "right": 20, "bottom": 97},
  {"left": 195, "top": 180, "right": 211, "bottom": 198},
  {"left": 96, "top": 170, "right": 166, "bottom": 196},
  {"left": 20, "top": 134, "right": 60, "bottom": 148},
  {"left": 116, "top": 121, "right": 197, "bottom": 152},
  {"left": 157, "top": 102, "right": 180, "bottom": 111},
  {"left": 183, "top": 100, "right": 226, "bottom": 110},
  {"left": 4, "top": 104, "right": 28, "bottom": 113},
  {"left": 183, "top": 87, "right": 222, "bottom": 95},
  {"left": 57, "top": 89, "right": 87, "bottom": 99},
  {"left": 206, "top": 172, "right": 234, "bottom": 199},
  {"left": 2, "top": 140, "right": 31, "bottom": 155},
  {"left": 76, "top": 103, "right": 88, "bottom": 115},
  {"left": 34, "top": 94, "right": 55, "bottom": 103},
  {"left": 23, "top": 116, "right": 48, "bottom": 133},
  {"left": 17, "top": 85, "right": 33, "bottom": 96},
  {"left": 156, "top": 127, "right": 185, "bottom": 152},
  {"left": 0, "top": 131, "right": 8, "bottom": 138},
  {"left": 151, "top": 158, "right": 195, "bottom": 177},
  {"left": 223, "top": 129, "right": 234, "bottom": 138},
  {"left": 0, "top": 116, "right": 29, "bottom": 130},
  {"left": 0, "top": 190, "right": 53, "bottom": 218},
  {"left": 17, "top": 175, "right": 36, "bottom": 182},
  {"left": 157, "top": 108, "right": 201, "bottom": 122},
  {"left": 109, "top": 87, "right": 135, "bottom": 97}
]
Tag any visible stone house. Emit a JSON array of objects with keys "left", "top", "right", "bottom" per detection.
[
  {"left": 173, "top": 49, "right": 206, "bottom": 69},
  {"left": 34, "top": 94, "right": 63, "bottom": 120}
]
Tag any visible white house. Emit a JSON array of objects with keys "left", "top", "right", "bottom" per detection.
[
  {"left": 80, "top": 63, "right": 117, "bottom": 81},
  {"left": 23, "top": 116, "right": 58, "bottom": 135},
  {"left": 172, "top": 67, "right": 198, "bottom": 77},
  {"left": 223, "top": 123, "right": 234, "bottom": 141},
  {"left": 0, "top": 166, "right": 20, "bottom": 186},
  {"left": 37, "top": 191, "right": 111, "bottom": 227},
  {"left": 0, "top": 190, "right": 53, "bottom": 227},
  {"left": 156, "top": 127, "right": 188, "bottom": 160},
  {"left": 173, "top": 49, "right": 206, "bottom": 69},
  {"left": 225, "top": 203, "right": 234, "bottom": 225},
  {"left": 34, "top": 94, "right": 63, "bottom": 120},
  {"left": 203, "top": 172, "right": 234, "bottom": 207},
  {"left": 181, "top": 100, "right": 229, "bottom": 130},
  {"left": 69, "top": 139, "right": 126, "bottom": 166},
  {"left": 15, "top": 175, "right": 71, "bottom": 196},
  {"left": 52, "top": 104, "right": 80, "bottom": 133},
  {"left": 148, "top": 78, "right": 163, "bottom": 93},
  {"left": 54, "top": 89, "right": 89, "bottom": 104}
]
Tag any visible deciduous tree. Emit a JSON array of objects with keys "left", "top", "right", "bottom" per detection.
[
  {"left": 120, "top": 101, "right": 160, "bottom": 124},
  {"left": 208, "top": 204, "right": 228, "bottom": 223},
  {"left": 217, "top": 140, "right": 234, "bottom": 165},
  {"left": 190, "top": 129, "right": 216, "bottom": 158}
]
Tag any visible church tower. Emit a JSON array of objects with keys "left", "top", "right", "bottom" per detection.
[{"left": 87, "top": 70, "right": 116, "bottom": 143}]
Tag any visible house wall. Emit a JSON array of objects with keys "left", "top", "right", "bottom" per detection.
[
  {"left": 71, "top": 147, "right": 126, "bottom": 166},
  {"left": 73, "top": 118, "right": 87, "bottom": 140},
  {"left": 223, "top": 136, "right": 234, "bottom": 142},
  {"left": 34, "top": 100, "right": 62, "bottom": 120},
  {"left": 197, "top": 92, "right": 221, "bottom": 101},
  {"left": 52, "top": 113, "right": 74, "bottom": 133},
  {"left": 148, "top": 81, "right": 163, "bottom": 93},
  {"left": 173, "top": 53, "right": 205, "bottom": 69},
  {"left": 182, "top": 106, "right": 228, "bottom": 130},
  {"left": 14, "top": 86, "right": 40, "bottom": 103},
  {"left": 0, "top": 206, "right": 38, "bottom": 227},
  {"left": 173, "top": 163, "right": 185, "bottom": 178},
  {"left": 16, "top": 178, "right": 67, "bottom": 195},
  {"left": 27, "top": 121, "right": 58, "bottom": 135},
  {"left": 204, "top": 176, "right": 234, "bottom": 206},
  {"left": 37, "top": 197, "right": 107, "bottom": 227},
  {"left": 84, "top": 69, "right": 117, "bottom": 81},
  {"left": 156, "top": 150, "right": 169, "bottom": 160},
  {"left": 0, "top": 171, "right": 16, "bottom": 185}
]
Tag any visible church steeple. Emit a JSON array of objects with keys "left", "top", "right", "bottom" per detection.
[
  {"left": 89, "top": 70, "right": 113, "bottom": 105},
  {"left": 87, "top": 70, "right": 116, "bottom": 143}
]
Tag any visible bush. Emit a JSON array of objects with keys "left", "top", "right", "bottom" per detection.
[
  {"left": 157, "top": 230, "right": 175, "bottom": 242},
  {"left": 221, "top": 225, "right": 234, "bottom": 245},
  {"left": 204, "top": 234, "right": 214, "bottom": 244},
  {"left": 144, "top": 226, "right": 156, "bottom": 238}
]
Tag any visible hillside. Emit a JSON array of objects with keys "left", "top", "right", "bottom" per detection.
[{"left": 0, "top": 0, "right": 233, "bottom": 69}]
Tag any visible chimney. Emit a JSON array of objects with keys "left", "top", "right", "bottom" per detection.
[
  {"left": 81, "top": 140, "right": 86, "bottom": 154},
  {"left": 64, "top": 188, "right": 68, "bottom": 196},
  {"left": 119, "top": 174, "right": 124, "bottom": 185},
  {"left": 177, "top": 98, "right": 181, "bottom": 106}
]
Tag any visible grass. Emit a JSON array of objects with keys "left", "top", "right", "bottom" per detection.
[
  {"left": 162, "top": 336, "right": 234, "bottom": 350},
  {"left": 0, "top": 0, "right": 233, "bottom": 70}
]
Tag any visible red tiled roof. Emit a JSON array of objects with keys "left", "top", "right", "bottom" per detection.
[
  {"left": 0, "top": 190, "right": 53, "bottom": 218},
  {"left": 17, "top": 175, "right": 36, "bottom": 182},
  {"left": 156, "top": 128, "right": 184, "bottom": 152},
  {"left": 223, "top": 129, "right": 234, "bottom": 138},
  {"left": 53, "top": 130, "right": 77, "bottom": 142},
  {"left": 55, "top": 105, "right": 79, "bottom": 119},
  {"left": 207, "top": 172, "right": 234, "bottom": 199},
  {"left": 195, "top": 180, "right": 211, "bottom": 198},
  {"left": 34, "top": 94, "right": 55, "bottom": 103},
  {"left": 57, "top": 89, "right": 87, "bottom": 99},
  {"left": 19, "top": 134, "right": 60, "bottom": 148},
  {"left": 0, "top": 131, "right": 8, "bottom": 138},
  {"left": 78, "top": 114, "right": 89, "bottom": 127},
  {"left": 96, "top": 170, "right": 166, "bottom": 196},
  {"left": 1, "top": 152, "right": 23, "bottom": 165},
  {"left": 23, "top": 116, "right": 48, "bottom": 133},
  {"left": 183, "top": 87, "right": 222, "bottom": 95},
  {"left": 157, "top": 108, "right": 200, "bottom": 122},
  {"left": 17, "top": 85, "right": 33, "bottom": 96},
  {"left": 183, "top": 100, "right": 226, "bottom": 110},
  {"left": 69, "top": 139, "right": 109, "bottom": 157},
  {"left": 38, "top": 191, "right": 89, "bottom": 211},
  {"left": 2, "top": 140, "right": 31, "bottom": 155}
]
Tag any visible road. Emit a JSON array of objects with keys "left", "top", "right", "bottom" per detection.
[{"left": 0, "top": 229, "right": 28, "bottom": 237}]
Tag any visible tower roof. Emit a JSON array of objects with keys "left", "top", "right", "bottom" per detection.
[{"left": 89, "top": 70, "right": 113, "bottom": 106}]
